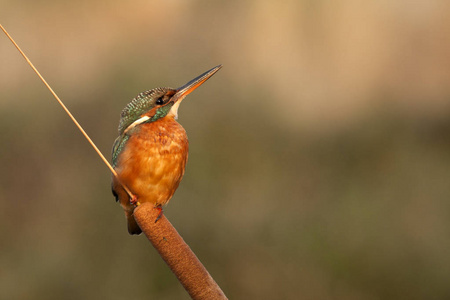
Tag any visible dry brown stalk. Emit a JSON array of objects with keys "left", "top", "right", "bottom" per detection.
[{"left": 134, "top": 203, "right": 227, "bottom": 300}]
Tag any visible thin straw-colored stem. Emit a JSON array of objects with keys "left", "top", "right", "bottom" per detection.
[{"left": 0, "top": 24, "right": 134, "bottom": 199}]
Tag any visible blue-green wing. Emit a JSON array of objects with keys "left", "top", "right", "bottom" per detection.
[{"left": 112, "top": 134, "right": 130, "bottom": 168}]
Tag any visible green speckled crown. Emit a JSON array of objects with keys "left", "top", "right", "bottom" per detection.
[{"left": 118, "top": 87, "right": 173, "bottom": 135}]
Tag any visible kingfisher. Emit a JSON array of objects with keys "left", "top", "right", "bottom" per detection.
[{"left": 111, "top": 65, "right": 222, "bottom": 235}]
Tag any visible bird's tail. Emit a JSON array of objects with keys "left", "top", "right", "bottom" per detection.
[{"left": 126, "top": 212, "right": 142, "bottom": 235}]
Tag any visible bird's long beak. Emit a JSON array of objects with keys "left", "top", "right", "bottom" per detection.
[{"left": 173, "top": 65, "right": 222, "bottom": 102}]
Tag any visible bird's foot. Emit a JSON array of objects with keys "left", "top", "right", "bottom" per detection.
[
  {"left": 130, "top": 195, "right": 140, "bottom": 206},
  {"left": 155, "top": 205, "right": 163, "bottom": 223}
]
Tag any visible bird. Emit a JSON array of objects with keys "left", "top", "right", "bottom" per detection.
[{"left": 111, "top": 65, "right": 222, "bottom": 235}]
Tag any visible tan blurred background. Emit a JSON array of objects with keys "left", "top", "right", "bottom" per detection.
[{"left": 1, "top": 1, "right": 450, "bottom": 299}]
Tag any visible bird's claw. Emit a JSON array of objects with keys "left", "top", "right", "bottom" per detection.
[
  {"left": 130, "top": 195, "right": 140, "bottom": 206},
  {"left": 155, "top": 205, "right": 163, "bottom": 223}
]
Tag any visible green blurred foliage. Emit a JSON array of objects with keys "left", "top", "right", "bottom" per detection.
[{"left": 1, "top": 1, "right": 450, "bottom": 299}]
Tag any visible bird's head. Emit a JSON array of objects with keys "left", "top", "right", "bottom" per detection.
[{"left": 118, "top": 65, "right": 222, "bottom": 135}]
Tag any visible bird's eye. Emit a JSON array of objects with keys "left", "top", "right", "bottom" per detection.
[{"left": 156, "top": 97, "right": 164, "bottom": 105}]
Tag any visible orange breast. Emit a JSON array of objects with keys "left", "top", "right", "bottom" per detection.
[{"left": 114, "top": 117, "right": 189, "bottom": 206}]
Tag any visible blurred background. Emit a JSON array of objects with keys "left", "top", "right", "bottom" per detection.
[{"left": 1, "top": 1, "right": 450, "bottom": 299}]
